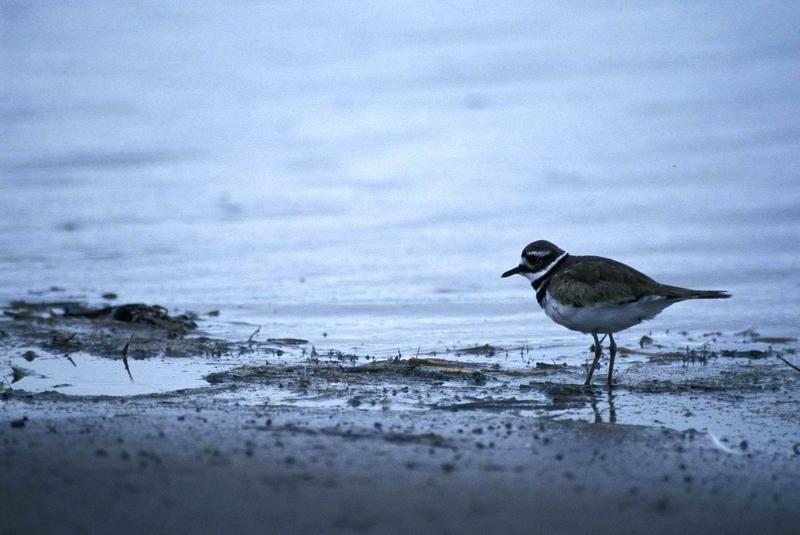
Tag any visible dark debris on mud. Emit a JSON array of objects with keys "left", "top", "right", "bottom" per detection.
[
  {"left": 5, "top": 300, "right": 197, "bottom": 335},
  {"left": 205, "top": 357, "right": 562, "bottom": 389},
  {"left": 0, "top": 300, "right": 287, "bottom": 362}
]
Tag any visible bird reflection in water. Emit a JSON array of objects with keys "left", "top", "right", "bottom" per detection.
[{"left": 586, "top": 388, "right": 617, "bottom": 424}]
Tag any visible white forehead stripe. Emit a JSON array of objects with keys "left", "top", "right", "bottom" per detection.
[{"left": 527, "top": 250, "right": 552, "bottom": 258}]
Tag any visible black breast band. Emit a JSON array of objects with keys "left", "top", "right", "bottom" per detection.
[{"left": 532, "top": 254, "right": 568, "bottom": 305}]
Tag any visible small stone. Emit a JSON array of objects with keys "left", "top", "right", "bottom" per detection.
[{"left": 10, "top": 417, "right": 28, "bottom": 428}]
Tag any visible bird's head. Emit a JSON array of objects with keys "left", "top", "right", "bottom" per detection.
[{"left": 501, "top": 240, "right": 566, "bottom": 281}]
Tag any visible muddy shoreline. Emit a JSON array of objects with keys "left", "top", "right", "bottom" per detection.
[
  {"left": 2, "top": 300, "right": 799, "bottom": 534},
  {"left": 2, "top": 397, "right": 799, "bottom": 535}
]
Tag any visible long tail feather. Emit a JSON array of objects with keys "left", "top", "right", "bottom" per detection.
[
  {"left": 687, "top": 289, "right": 731, "bottom": 299},
  {"left": 660, "top": 285, "right": 731, "bottom": 299}
]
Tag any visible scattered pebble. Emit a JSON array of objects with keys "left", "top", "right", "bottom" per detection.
[{"left": 10, "top": 416, "right": 28, "bottom": 428}]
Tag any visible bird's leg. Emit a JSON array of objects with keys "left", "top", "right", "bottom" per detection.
[
  {"left": 585, "top": 332, "right": 603, "bottom": 385},
  {"left": 607, "top": 333, "right": 617, "bottom": 386}
]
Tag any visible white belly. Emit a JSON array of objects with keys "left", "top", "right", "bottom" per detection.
[{"left": 541, "top": 292, "right": 676, "bottom": 334}]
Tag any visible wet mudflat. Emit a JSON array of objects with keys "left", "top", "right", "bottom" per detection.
[
  {"left": 3, "top": 398, "right": 800, "bottom": 535},
  {"left": 2, "top": 300, "right": 799, "bottom": 534}
]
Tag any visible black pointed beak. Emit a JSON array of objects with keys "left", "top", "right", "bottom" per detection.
[{"left": 501, "top": 265, "right": 529, "bottom": 278}]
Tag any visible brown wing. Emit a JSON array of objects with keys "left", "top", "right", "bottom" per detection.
[{"left": 548, "top": 256, "right": 663, "bottom": 307}]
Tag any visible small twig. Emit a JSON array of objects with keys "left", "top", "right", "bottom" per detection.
[
  {"left": 122, "top": 334, "right": 134, "bottom": 382},
  {"left": 776, "top": 354, "right": 800, "bottom": 374},
  {"left": 59, "top": 332, "right": 78, "bottom": 344},
  {"left": 60, "top": 332, "right": 79, "bottom": 367},
  {"left": 248, "top": 326, "right": 261, "bottom": 344}
]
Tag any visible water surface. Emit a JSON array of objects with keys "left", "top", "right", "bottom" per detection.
[{"left": 2, "top": 1, "right": 799, "bottom": 383}]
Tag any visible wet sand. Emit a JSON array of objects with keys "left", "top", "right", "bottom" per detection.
[
  {"left": 2, "top": 305, "right": 799, "bottom": 534},
  {"left": 2, "top": 396, "right": 799, "bottom": 535}
]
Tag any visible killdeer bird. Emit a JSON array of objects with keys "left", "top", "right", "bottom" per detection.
[{"left": 502, "top": 240, "right": 730, "bottom": 385}]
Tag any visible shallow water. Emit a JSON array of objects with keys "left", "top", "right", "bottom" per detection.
[
  {"left": 6, "top": 350, "right": 221, "bottom": 397},
  {"left": 2, "top": 2, "right": 799, "bottom": 389}
]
